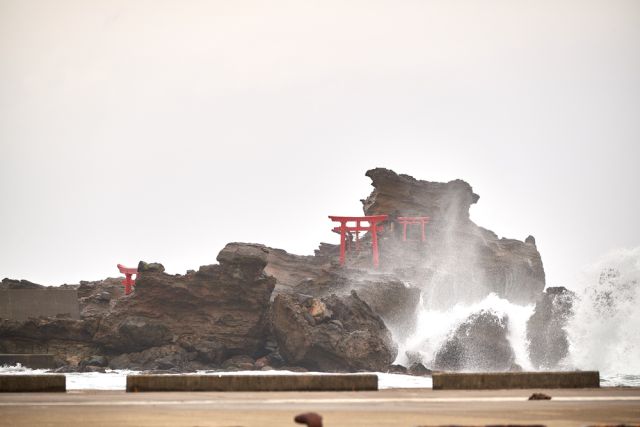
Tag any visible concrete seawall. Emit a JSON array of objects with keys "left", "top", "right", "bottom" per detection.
[
  {"left": 432, "top": 371, "right": 600, "bottom": 390},
  {"left": 0, "top": 288, "right": 80, "bottom": 320},
  {"left": 127, "top": 374, "right": 378, "bottom": 392},
  {"left": 0, "top": 375, "right": 66, "bottom": 392}
]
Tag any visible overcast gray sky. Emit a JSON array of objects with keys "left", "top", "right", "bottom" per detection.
[{"left": 1, "top": 0, "right": 639, "bottom": 287}]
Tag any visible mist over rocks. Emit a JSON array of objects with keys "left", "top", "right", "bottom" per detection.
[
  {"left": 433, "top": 310, "right": 517, "bottom": 372},
  {"left": 527, "top": 286, "right": 575, "bottom": 369},
  {"left": 362, "top": 168, "right": 545, "bottom": 307},
  {"left": 1, "top": 168, "right": 553, "bottom": 373}
]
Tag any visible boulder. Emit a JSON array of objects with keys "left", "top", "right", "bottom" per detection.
[
  {"left": 527, "top": 286, "right": 575, "bottom": 369},
  {"left": 222, "top": 355, "right": 256, "bottom": 370},
  {"left": 108, "top": 344, "right": 195, "bottom": 371},
  {"left": 79, "top": 355, "right": 108, "bottom": 368},
  {"left": 271, "top": 291, "right": 397, "bottom": 371},
  {"left": 137, "top": 261, "right": 165, "bottom": 273},
  {"left": 77, "top": 278, "right": 125, "bottom": 318},
  {"left": 294, "top": 270, "right": 421, "bottom": 339},
  {"left": 407, "top": 362, "right": 432, "bottom": 376},
  {"left": 434, "top": 310, "right": 515, "bottom": 371}
]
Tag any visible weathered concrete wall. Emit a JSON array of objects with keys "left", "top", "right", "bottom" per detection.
[
  {"left": 0, "top": 375, "right": 66, "bottom": 392},
  {"left": 432, "top": 371, "right": 600, "bottom": 390},
  {"left": 127, "top": 374, "right": 378, "bottom": 392},
  {"left": 0, "top": 289, "right": 80, "bottom": 321},
  {"left": 0, "top": 354, "right": 57, "bottom": 369}
]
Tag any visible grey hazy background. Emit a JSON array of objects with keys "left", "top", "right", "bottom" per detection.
[{"left": 1, "top": 0, "right": 639, "bottom": 287}]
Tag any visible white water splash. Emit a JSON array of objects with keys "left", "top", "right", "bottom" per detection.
[
  {"left": 396, "top": 293, "right": 535, "bottom": 370},
  {"left": 565, "top": 247, "right": 640, "bottom": 376},
  {"left": 397, "top": 246, "right": 640, "bottom": 386}
]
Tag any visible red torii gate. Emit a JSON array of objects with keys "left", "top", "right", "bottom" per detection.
[
  {"left": 117, "top": 264, "right": 138, "bottom": 295},
  {"left": 397, "top": 216, "right": 430, "bottom": 241},
  {"left": 329, "top": 215, "right": 388, "bottom": 267}
]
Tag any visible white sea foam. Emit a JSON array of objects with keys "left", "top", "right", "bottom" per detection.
[
  {"left": 396, "top": 246, "right": 640, "bottom": 385},
  {"left": 396, "top": 293, "right": 535, "bottom": 370},
  {"left": 565, "top": 247, "right": 640, "bottom": 377},
  {"left": 2, "top": 249, "right": 638, "bottom": 389}
]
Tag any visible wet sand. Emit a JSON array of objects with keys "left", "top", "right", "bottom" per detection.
[{"left": 1, "top": 387, "right": 639, "bottom": 427}]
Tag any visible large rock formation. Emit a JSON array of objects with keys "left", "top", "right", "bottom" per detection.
[
  {"left": 527, "top": 286, "right": 575, "bottom": 369},
  {"left": 271, "top": 291, "right": 397, "bottom": 371},
  {"left": 226, "top": 241, "right": 422, "bottom": 341},
  {"left": 292, "top": 269, "right": 421, "bottom": 339},
  {"left": 1, "top": 244, "right": 277, "bottom": 369},
  {"left": 433, "top": 310, "right": 516, "bottom": 371},
  {"left": 94, "top": 243, "right": 276, "bottom": 359},
  {"left": 362, "top": 168, "right": 545, "bottom": 307},
  {"left": 1, "top": 168, "right": 549, "bottom": 373}
]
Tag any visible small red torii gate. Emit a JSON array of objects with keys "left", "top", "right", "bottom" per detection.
[
  {"left": 329, "top": 215, "right": 388, "bottom": 268},
  {"left": 397, "top": 216, "right": 430, "bottom": 241},
  {"left": 117, "top": 264, "right": 138, "bottom": 295}
]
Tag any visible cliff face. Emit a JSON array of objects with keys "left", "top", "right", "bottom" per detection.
[
  {"left": 362, "top": 168, "right": 479, "bottom": 222},
  {"left": 94, "top": 244, "right": 276, "bottom": 358},
  {"left": 527, "top": 286, "right": 575, "bottom": 369},
  {"left": 0, "top": 168, "right": 547, "bottom": 373},
  {"left": 271, "top": 291, "right": 397, "bottom": 371},
  {"left": 360, "top": 168, "right": 545, "bottom": 306}
]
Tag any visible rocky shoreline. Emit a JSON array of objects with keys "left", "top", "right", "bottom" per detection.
[{"left": 1, "top": 168, "right": 569, "bottom": 374}]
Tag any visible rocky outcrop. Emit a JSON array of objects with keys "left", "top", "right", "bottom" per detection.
[
  {"left": 1, "top": 168, "right": 549, "bottom": 373},
  {"left": 433, "top": 310, "right": 516, "bottom": 371},
  {"left": 293, "top": 270, "right": 421, "bottom": 339},
  {"left": 527, "top": 286, "right": 575, "bottom": 369},
  {"left": 94, "top": 243, "right": 276, "bottom": 359},
  {"left": 362, "top": 168, "right": 479, "bottom": 222},
  {"left": 362, "top": 168, "right": 545, "bottom": 306},
  {"left": 220, "top": 243, "right": 333, "bottom": 296},
  {"left": 1, "top": 244, "right": 277, "bottom": 368},
  {"left": 271, "top": 291, "right": 397, "bottom": 371},
  {"left": 77, "top": 278, "right": 124, "bottom": 319},
  {"left": 0, "top": 316, "right": 100, "bottom": 367}
]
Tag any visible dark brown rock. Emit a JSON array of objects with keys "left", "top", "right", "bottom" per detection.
[
  {"left": 407, "top": 362, "right": 432, "bottom": 376},
  {"left": 529, "top": 392, "right": 552, "bottom": 400},
  {"left": 362, "top": 168, "right": 545, "bottom": 306},
  {"left": 527, "top": 286, "right": 575, "bottom": 369},
  {"left": 77, "top": 278, "right": 125, "bottom": 319},
  {"left": 295, "top": 412, "right": 323, "bottom": 427},
  {"left": 94, "top": 243, "right": 276, "bottom": 358},
  {"left": 271, "top": 291, "right": 397, "bottom": 371},
  {"left": 137, "top": 261, "right": 165, "bottom": 273},
  {"left": 293, "top": 270, "right": 421, "bottom": 339},
  {"left": 434, "top": 310, "right": 515, "bottom": 371},
  {"left": 108, "top": 344, "right": 195, "bottom": 371}
]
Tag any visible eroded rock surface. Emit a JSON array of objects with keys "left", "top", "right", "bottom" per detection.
[
  {"left": 94, "top": 243, "right": 276, "bottom": 358},
  {"left": 433, "top": 310, "right": 516, "bottom": 371},
  {"left": 363, "top": 168, "right": 545, "bottom": 306},
  {"left": 527, "top": 286, "right": 575, "bottom": 369},
  {"left": 271, "top": 291, "right": 397, "bottom": 371},
  {"left": 1, "top": 168, "right": 550, "bottom": 373}
]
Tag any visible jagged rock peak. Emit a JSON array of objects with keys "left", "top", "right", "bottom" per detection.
[{"left": 361, "top": 168, "right": 479, "bottom": 221}]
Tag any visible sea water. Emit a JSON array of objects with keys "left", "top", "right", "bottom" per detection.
[
  {"left": 2, "top": 248, "right": 639, "bottom": 389},
  {"left": 394, "top": 246, "right": 640, "bottom": 386}
]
